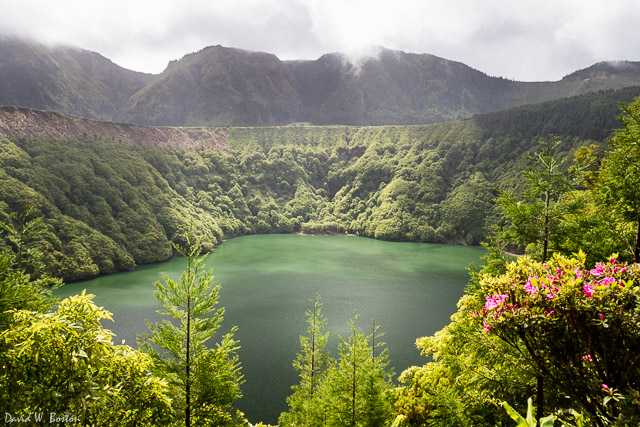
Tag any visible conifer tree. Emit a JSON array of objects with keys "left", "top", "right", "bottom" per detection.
[
  {"left": 279, "top": 295, "right": 330, "bottom": 427},
  {"left": 139, "top": 231, "right": 245, "bottom": 426},
  {"left": 320, "top": 312, "right": 394, "bottom": 427},
  {"left": 496, "top": 136, "right": 575, "bottom": 420},
  {"left": 498, "top": 135, "right": 574, "bottom": 262}
]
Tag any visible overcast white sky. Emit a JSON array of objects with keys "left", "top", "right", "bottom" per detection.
[{"left": 2, "top": 0, "right": 639, "bottom": 81}]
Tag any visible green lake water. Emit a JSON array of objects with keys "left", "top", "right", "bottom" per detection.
[{"left": 54, "top": 234, "right": 484, "bottom": 424}]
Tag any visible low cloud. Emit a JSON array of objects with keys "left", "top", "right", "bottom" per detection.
[{"left": 0, "top": 0, "right": 639, "bottom": 80}]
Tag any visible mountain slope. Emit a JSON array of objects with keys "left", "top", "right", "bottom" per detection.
[
  {"left": 1, "top": 38, "right": 640, "bottom": 126},
  {"left": 0, "top": 37, "right": 151, "bottom": 121},
  {"left": 287, "top": 49, "right": 640, "bottom": 125},
  {"left": 286, "top": 49, "right": 519, "bottom": 125},
  {"left": 120, "top": 45, "right": 303, "bottom": 126}
]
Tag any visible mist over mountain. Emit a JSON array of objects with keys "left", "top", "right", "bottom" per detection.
[{"left": 1, "top": 37, "right": 639, "bottom": 126}]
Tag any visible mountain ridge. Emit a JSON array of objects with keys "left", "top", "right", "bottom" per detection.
[{"left": 1, "top": 37, "right": 639, "bottom": 126}]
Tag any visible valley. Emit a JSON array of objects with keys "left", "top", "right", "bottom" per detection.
[{"left": 2, "top": 86, "right": 639, "bottom": 281}]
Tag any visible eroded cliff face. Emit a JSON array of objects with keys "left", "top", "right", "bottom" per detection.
[{"left": 0, "top": 106, "right": 228, "bottom": 150}]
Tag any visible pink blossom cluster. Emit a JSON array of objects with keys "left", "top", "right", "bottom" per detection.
[{"left": 475, "top": 256, "right": 640, "bottom": 335}]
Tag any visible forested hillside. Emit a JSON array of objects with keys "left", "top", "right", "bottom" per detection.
[{"left": 2, "top": 86, "right": 639, "bottom": 281}]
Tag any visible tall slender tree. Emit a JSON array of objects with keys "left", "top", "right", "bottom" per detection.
[
  {"left": 0, "top": 206, "right": 59, "bottom": 330},
  {"left": 498, "top": 135, "right": 574, "bottom": 262},
  {"left": 139, "top": 231, "right": 244, "bottom": 426},
  {"left": 279, "top": 295, "right": 330, "bottom": 427},
  {"left": 320, "top": 312, "right": 394, "bottom": 427}
]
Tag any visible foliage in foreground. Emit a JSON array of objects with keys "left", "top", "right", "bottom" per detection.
[
  {"left": 393, "top": 253, "right": 640, "bottom": 426},
  {"left": 0, "top": 292, "right": 173, "bottom": 425},
  {"left": 393, "top": 99, "right": 640, "bottom": 426},
  {"left": 475, "top": 253, "right": 640, "bottom": 424}
]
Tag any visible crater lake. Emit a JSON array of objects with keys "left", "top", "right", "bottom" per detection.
[{"left": 54, "top": 234, "right": 485, "bottom": 424}]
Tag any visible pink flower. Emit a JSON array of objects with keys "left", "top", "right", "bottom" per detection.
[
  {"left": 485, "top": 296, "right": 498, "bottom": 310},
  {"left": 599, "top": 313, "right": 605, "bottom": 320},
  {"left": 495, "top": 294, "right": 508, "bottom": 304},
  {"left": 582, "top": 354, "right": 592, "bottom": 362},
  {"left": 525, "top": 276, "right": 539, "bottom": 295},
  {"left": 583, "top": 284, "right": 595, "bottom": 298},
  {"left": 485, "top": 294, "right": 508, "bottom": 310},
  {"left": 590, "top": 263, "right": 606, "bottom": 276},
  {"left": 602, "top": 384, "right": 610, "bottom": 391},
  {"left": 610, "top": 257, "right": 619, "bottom": 265},
  {"left": 483, "top": 322, "right": 491, "bottom": 334},
  {"left": 573, "top": 269, "right": 583, "bottom": 278},
  {"left": 598, "top": 277, "right": 616, "bottom": 287},
  {"left": 548, "top": 310, "right": 555, "bottom": 316}
]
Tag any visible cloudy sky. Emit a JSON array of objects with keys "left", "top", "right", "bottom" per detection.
[{"left": 2, "top": 0, "right": 639, "bottom": 81}]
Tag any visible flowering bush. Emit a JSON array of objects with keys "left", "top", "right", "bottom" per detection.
[{"left": 469, "top": 252, "right": 640, "bottom": 423}]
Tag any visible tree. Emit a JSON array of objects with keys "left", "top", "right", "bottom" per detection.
[
  {"left": 0, "top": 206, "right": 60, "bottom": 330},
  {"left": 496, "top": 136, "right": 578, "bottom": 419},
  {"left": 392, "top": 294, "right": 536, "bottom": 427},
  {"left": 498, "top": 135, "right": 575, "bottom": 262},
  {"left": 0, "top": 204, "right": 43, "bottom": 272},
  {"left": 597, "top": 97, "right": 640, "bottom": 262},
  {"left": 320, "top": 312, "right": 394, "bottom": 427},
  {"left": 438, "top": 172, "right": 495, "bottom": 244},
  {"left": 279, "top": 295, "right": 330, "bottom": 427},
  {"left": 0, "top": 291, "right": 173, "bottom": 425},
  {"left": 139, "top": 231, "right": 245, "bottom": 426}
]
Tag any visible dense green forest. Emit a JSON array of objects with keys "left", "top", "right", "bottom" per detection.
[
  {"left": 2, "top": 88, "right": 640, "bottom": 425},
  {"left": 2, "top": 86, "right": 639, "bottom": 281}
]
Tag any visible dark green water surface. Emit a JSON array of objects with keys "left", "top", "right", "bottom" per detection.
[{"left": 55, "top": 234, "right": 484, "bottom": 424}]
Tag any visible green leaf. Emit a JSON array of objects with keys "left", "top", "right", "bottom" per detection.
[
  {"left": 502, "top": 400, "right": 530, "bottom": 426},
  {"left": 539, "top": 414, "right": 555, "bottom": 427}
]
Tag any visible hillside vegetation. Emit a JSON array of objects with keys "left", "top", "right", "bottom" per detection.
[{"left": 2, "top": 86, "right": 639, "bottom": 281}]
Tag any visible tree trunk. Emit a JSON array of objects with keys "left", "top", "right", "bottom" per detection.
[
  {"left": 352, "top": 326, "right": 357, "bottom": 427},
  {"left": 634, "top": 217, "right": 640, "bottom": 263},
  {"left": 536, "top": 374, "right": 544, "bottom": 425},
  {"left": 542, "top": 188, "right": 550, "bottom": 262},
  {"left": 186, "top": 257, "right": 193, "bottom": 427},
  {"left": 310, "top": 304, "right": 316, "bottom": 398},
  {"left": 186, "top": 298, "right": 191, "bottom": 427}
]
